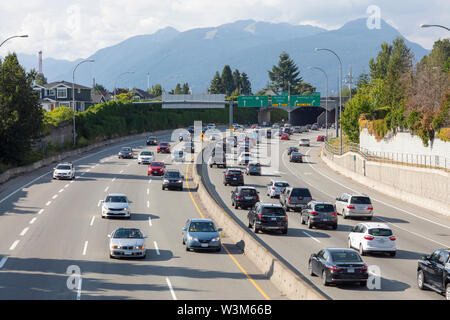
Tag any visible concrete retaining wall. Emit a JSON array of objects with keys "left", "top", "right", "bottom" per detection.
[
  {"left": 321, "top": 149, "right": 450, "bottom": 217},
  {"left": 191, "top": 153, "right": 327, "bottom": 300}
]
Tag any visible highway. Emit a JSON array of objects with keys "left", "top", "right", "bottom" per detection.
[
  {"left": 0, "top": 131, "right": 284, "bottom": 300},
  {"left": 201, "top": 128, "right": 450, "bottom": 300}
]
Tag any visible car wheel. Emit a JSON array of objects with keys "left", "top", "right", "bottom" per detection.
[
  {"left": 216, "top": 246, "right": 221, "bottom": 252},
  {"left": 332, "top": 224, "right": 338, "bottom": 230},
  {"left": 343, "top": 210, "right": 348, "bottom": 219},
  {"left": 359, "top": 244, "right": 366, "bottom": 256},
  {"left": 307, "top": 218, "right": 313, "bottom": 229},
  {"left": 182, "top": 237, "right": 185, "bottom": 245},
  {"left": 185, "top": 245, "right": 190, "bottom": 252},
  {"left": 285, "top": 205, "right": 290, "bottom": 212},
  {"left": 348, "top": 238, "right": 352, "bottom": 249},
  {"left": 446, "top": 283, "right": 450, "bottom": 300},
  {"left": 366, "top": 216, "right": 373, "bottom": 221},
  {"left": 417, "top": 270, "right": 426, "bottom": 290},
  {"left": 359, "top": 281, "right": 367, "bottom": 287},
  {"left": 322, "top": 270, "right": 329, "bottom": 286},
  {"left": 301, "top": 215, "right": 305, "bottom": 225},
  {"left": 281, "top": 228, "right": 288, "bottom": 235},
  {"left": 252, "top": 221, "right": 259, "bottom": 234},
  {"left": 308, "top": 261, "right": 316, "bottom": 276},
  {"left": 248, "top": 220, "right": 252, "bottom": 229},
  {"left": 235, "top": 203, "right": 239, "bottom": 209}
]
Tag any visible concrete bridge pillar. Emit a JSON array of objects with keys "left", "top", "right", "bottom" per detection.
[{"left": 258, "top": 108, "right": 271, "bottom": 125}]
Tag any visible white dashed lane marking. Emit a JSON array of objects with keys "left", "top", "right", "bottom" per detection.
[{"left": 9, "top": 240, "right": 19, "bottom": 251}]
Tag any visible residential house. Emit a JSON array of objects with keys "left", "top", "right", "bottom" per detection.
[{"left": 132, "top": 88, "right": 154, "bottom": 101}]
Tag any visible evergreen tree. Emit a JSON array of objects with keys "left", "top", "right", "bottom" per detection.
[
  {"left": 221, "top": 65, "right": 234, "bottom": 96},
  {"left": 151, "top": 84, "right": 162, "bottom": 97},
  {"left": 174, "top": 83, "right": 182, "bottom": 94},
  {"left": 240, "top": 72, "right": 252, "bottom": 95},
  {"left": 232, "top": 69, "right": 241, "bottom": 93},
  {"left": 35, "top": 72, "right": 47, "bottom": 86},
  {"left": 296, "top": 82, "right": 316, "bottom": 95},
  {"left": 209, "top": 71, "right": 224, "bottom": 94},
  {"left": 268, "top": 52, "right": 302, "bottom": 94},
  {"left": 356, "top": 73, "right": 370, "bottom": 90},
  {"left": 182, "top": 82, "right": 190, "bottom": 94}
]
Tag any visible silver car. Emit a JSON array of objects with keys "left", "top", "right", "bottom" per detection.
[
  {"left": 299, "top": 139, "right": 310, "bottom": 147},
  {"left": 267, "top": 180, "right": 290, "bottom": 198},
  {"left": 137, "top": 151, "right": 154, "bottom": 164},
  {"left": 335, "top": 193, "right": 374, "bottom": 220},
  {"left": 101, "top": 194, "right": 131, "bottom": 219},
  {"left": 108, "top": 228, "right": 147, "bottom": 259}
]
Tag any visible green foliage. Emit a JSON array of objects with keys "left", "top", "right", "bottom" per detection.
[
  {"left": 43, "top": 106, "right": 73, "bottom": 127},
  {"left": 240, "top": 72, "right": 252, "bottom": 95},
  {"left": 151, "top": 84, "right": 162, "bottom": 97},
  {"left": 209, "top": 71, "right": 224, "bottom": 94},
  {"left": 35, "top": 72, "right": 47, "bottom": 85},
  {"left": 356, "top": 72, "right": 370, "bottom": 90},
  {"left": 268, "top": 52, "right": 302, "bottom": 94},
  {"left": 221, "top": 65, "right": 234, "bottom": 96},
  {"left": 182, "top": 82, "right": 190, "bottom": 94}
]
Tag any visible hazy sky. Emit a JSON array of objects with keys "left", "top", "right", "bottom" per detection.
[{"left": 0, "top": 0, "right": 448, "bottom": 61}]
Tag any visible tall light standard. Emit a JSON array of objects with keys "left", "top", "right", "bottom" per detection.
[
  {"left": 114, "top": 71, "right": 135, "bottom": 101},
  {"left": 0, "top": 34, "right": 28, "bottom": 48},
  {"left": 72, "top": 59, "right": 95, "bottom": 145},
  {"left": 315, "top": 48, "right": 343, "bottom": 154},
  {"left": 419, "top": 24, "right": 450, "bottom": 32},
  {"left": 309, "top": 66, "right": 329, "bottom": 139}
]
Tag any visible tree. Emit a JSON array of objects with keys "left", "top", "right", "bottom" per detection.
[
  {"left": 182, "top": 82, "right": 190, "bottom": 94},
  {"left": 369, "top": 42, "right": 392, "bottom": 80},
  {"left": 356, "top": 72, "right": 370, "bottom": 90},
  {"left": 268, "top": 52, "right": 302, "bottom": 94},
  {"left": 0, "top": 54, "right": 43, "bottom": 164},
  {"left": 209, "top": 71, "right": 224, "bottom": 94},
  {"left": 151, "top": 84, "right": 162, "bottom": 97},
  {"left": 35, "top": 72, "right": 47, "bottom": 86},
  {"left": 232, "top": 69, "right": 241, "bottom": 92},
  {"left": 221, "top": 65, "right": 234, "bottom": 96},
  {"left": 240, "top": 72, "right": 252, "bottom": 95},
  {"left": 174, "top": 83, "right": 182, "bottom": 94},
  {"left": 296, "top": 82, "right": 316, "bottom": 95}
]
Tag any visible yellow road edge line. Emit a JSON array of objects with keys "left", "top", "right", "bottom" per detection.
[{"left": 185, "top": 158, "right": 271, "bottom": 301}]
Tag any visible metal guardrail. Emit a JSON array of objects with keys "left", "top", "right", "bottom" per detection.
[{"left": 324, "top": 140, "right": 449, "bottom": 171}]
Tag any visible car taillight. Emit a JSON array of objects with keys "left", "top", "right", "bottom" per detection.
[
  {"left": 288, "top": 197, "right": 291, "bottom": 202},
  {"left": 367, "top": 206, "right": 373, "bottom": 210},
  {"left": 364, "top": 235, "right": 374, "bottom": 240},
  {"left": 310, "top": 211, "right": 319, "bottom": 216},
  {"left": 283, "top": 215, "right": 288, "bottom": 221},
  {"left": 257, "top": 214, "right": 262, "bottom": 220},
  {"left": 226, "top": 174, "right": 231, "bottom": 177},
  {"left": 360, "top": 266, "right": 368, "bottom": 272},
  {"left": 254, "top": 196, "right": 259, "bottom": 199},
  {"left": 332, "top": 212, "right": 338, "bottom": 216},
  {"left": 272, "top": 187, "right": 275, "bottom": 190},
  {"left": 389, "top": 236, "right": 396, "bottom": 241},
  {"left": 347, "top": 205, "right": 356, "bottom": 209},
  {"left": 329, "top": 265, "right": 343, "bottom": 272}
]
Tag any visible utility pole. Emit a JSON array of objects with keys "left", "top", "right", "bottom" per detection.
[{"left": 147, "top": 72, "right": 150, "bottom": 91}]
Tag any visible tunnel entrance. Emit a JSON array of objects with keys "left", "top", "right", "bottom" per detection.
[{"left": 289, "top": 107, "right": 324, "bottom": 126}]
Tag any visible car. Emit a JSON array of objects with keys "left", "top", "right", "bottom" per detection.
[
  {"left": 208, "top": 151, "right": 227, "bottom": 168},
  {"left": 299, "top": 139, "right": 310, "bottom": 147},
  {"left": 157, "top": 142, "right": 170, "bottom": 153},
  {"left": 266, "top": 130, "right": 272, "bottom": 139},
  {"left": 272, "top": 124, "right": 280, "bottom": 129},
  {"left": 311, "top": 124, "right": 319, "bottom": 130},
  {"left": 146, "top": 136, "right": 158, "bottom": 146},
  {"left": 231, "top": 186, "right": 260, "bottom": 209},
  {"left": 182, "top": 219, "right": 222, "bottom": 252},
  {"left": 172, "top": 150, "right": 185, "bottom": 162},
  {"left": 348, "top": 223, "right": 396, "bottom": 256},
  {"left": 246, "top": 162, "right": 261, "bottom": 176},
  {"left": 417, "top": 249, "right": 450, "bottom": 300},
  {"left": 335, "top": 193, "right": 374, "bottom": 220},
  {"left": 280, "top": 133, "right": 290, "bottom": 140},
  {"left": 317, "top": 135, "right": 325, "bottom": 142},
  {"left": 108, "top": 228, "right": 147, "bottom": 259},
  {"left": 162, "top": 169, "right": 184, "bottom": 191},
  {"left": 280, "top": 187, "right": 313, "bottom": 212},
  {"left": 207, "top": 123, "right": 216, "bottom": 130},
  {"left": 101, "top": 194, "right": 131, "bottom": 219},
  {"left": 248, "top": 203, "right": 288, "bottom": 234},
  {"left": 188, "top": 125, "right": 195, "bottom": 134},
  {"left": 301, "top": 201, "right": 338, "bottom": 229},
  {"left": 183, "top": 141, "right": 195, "bottom": 154},
  {"left": 137, "top": 151, "right": 154, "bottom": 164},
  {"left": 53, "top": 162, "right": 75, "bottom": 180},
  {"left": 148, "top": 161, "right": 166, "bottom": 176},
  {"left": 282, "top": 127, "right": 292, "bottom": 135},
  {"left": 290, "top": 152, "right": 304, "bottom": 163},
  {"left": 292, "top": 126, "right": 301, "bottom": 133},
  {"left": 225, "top": 136, "right": 237, "bottom": 148},
  {"left": 308, "top": 248, "right": 368, "bottom": 287},
  {"left": 287, "top": 146, "right": 298, "bottom": 155},
  {"left": 223, "top": 168, "right": 244, "bottom": 186},
  {"left": 237, "top": 152, "right": 252, "bottom": 165},
  {"left": 118, "top": 147, "right": 133, "bottom": 159},
  {"left": 266, "top": 180, "right": 290, "bottom": 198}
]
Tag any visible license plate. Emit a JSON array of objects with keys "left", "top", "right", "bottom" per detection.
[
  {"left": 200, "top": 243, "right": 208, "bottom": 248},
  {"left": 124, "top": 251, "right": 132, "bottom": 255},
  {"left": 347, "top": 268, "right": 354, "bottom": 273},
  {"left": 271, "top": 218, "right": 277, "bottom": 221},
  {"left": 245, "top": 197, "right": 252, "bottom": 200},
  {"left": 296, "top": 204, "right": 303, "bottom": 207},
  {"left": 322, "top": 218, "right": 329, "bottom": 221},
  {"left": 233, "top": 178, "right": 237, "bottom": 180}
]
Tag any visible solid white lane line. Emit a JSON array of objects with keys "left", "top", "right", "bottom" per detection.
[
  {"left": 154, "top": 241, "right": 160, "bottom": 255},
  {"left": 29, "top": 217, "right": 37, "bottom": 224},
  {"left": 70, "top": 181, "right": 74, "bottom": 184},
  {"left": 0, "top": 257, "right": 8, "bottom": 269},
  {"left": 46, "top": 201, "right": 52, "bottom": 206},
  {"left": 98, "top": 200, "right": 102, "bottom": 207},
  {"left": 20, "top": 227, "right": 29, "bottom": 236},
  {"left": 65, "top": 184, "right": 70, "bottom": 188},
  {"left": 104, "top": 186, "right": 109, "bottom": 192},
  {"left": 59, "top": 189, "right": 64, "bottom": 193},
  {"left": 77, "top": 277, "right": 82, "bottom": 300},
  {"left": 166, "top": 278, "right": 177, "bottom": 300},
  {"left": 302, "top": 231, "right": 321, "bottom": 243},
  {"left": 82, "top": 241, "right": 88, "bottom": 255},
  {"left": 38, "top": 209, "right": 44, "bottom": 215},
  {"left": 147, "top": 201, "right": 150, "bottom": 208},
  {"left": 9, "top": 240, "right": 19, "bottom": 251},
  {"left": 148, "top": 217, "right": 152, "bottom": 226},
  {"left": 148, "top": 179, "right": 152, "bottom": 184},
  {"left": 52, "top": 194, "right": 58, "bottom": 199},
  {"left": 90, "top": 216, "right": 95, "bottom": 227},
  {"left": 147, "top": 188, "right": 149, "bottom": 195}
]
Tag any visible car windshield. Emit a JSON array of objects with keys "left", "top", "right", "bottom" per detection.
[
  {"left": 261, "top": 207, "right": 285, "bottom": 216},
  {"left": 140, "top": 151, "right": 152, "bottom": 156},
  {"left": 351, "top": 197, "right": 372, "bottom": 204},
  {"left": 165, "top": 171, "right": 180, "bottom": 178},
  {"left": 189, "top": 222, "right": 216, "bottom": 232},
  {"left": 176, "top": 151, "right": 183, "bottom": 156},
  {"left": 301, "top": 139, "right": 309, "bottom": 142},
  {"left": 151, "top": 162, "right": 164, "bottom": 167},
  {"left": 228, "top": 170, "right": 242, "bottom": 175},
  {"left": 148, "top": 137, "right": 156, "bottom": 140},
  {"left": 105, "top": 196, "right": 127, "bottom": 203},
  {"left": 331, "top": 251, "right": 363, "bottom": 263},
  {"left": 113, "top": 229, "right": 143, "bottom": 239},
  {"left": 274, "top": 182, "right": 289, "bottom": 188},
  {"left": 289, "top": 147, "right": 298, "bottom": 150},
  {"left": 121, "top": 148, "right": 131, "bottom": 152},
  {"left": 291, "top": 153, "right": 302, "bottom": 157},
  {"left": 159, "top": 143, "right": 169, "bottom": 147},
  {"left": 290, "top": 188, "right": 311, "bottom": 197},
  {"left": 314, "top": 204, "right": 335, "bottom": 212},
  {"left": 56, "top": 165, "right": 71, "bottom": 170},
  {"left": 368, "top": 228, "right": 393, "bottom": 237},
  {"left": 250, "top": 163, "right": 260, "bottom": 168},
  {"left": 241, "top": 189, "right": 257, "bottom": 196}
]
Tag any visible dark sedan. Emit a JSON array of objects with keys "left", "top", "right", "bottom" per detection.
[
  {"left": 287, "top": 147, "right": 298, "bottom": 155},
  {"left": 146, "top": 136, "right": 158, "bottom": 146},
  {"left": 308, "top": 248, "right": 368, "bottom": 287},
  {"left": 231, "top": 186, "right": 260, "bottom": 209},
  {"left": 289, "top": 152, "right": 303, "bottom": 163},
  {"left": 162, "top": 170, "right": 184, "bottom": 191},
  {"left": 118, "top": 147, "right": 133, "bottom": 159}
]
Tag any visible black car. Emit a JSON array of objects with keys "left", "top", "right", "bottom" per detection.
[
  {"left": 146, "top": 136, "right": 158, "bottom": 146},
  {"left": 118, "top": 147, "right": 133, "bottom": 159},
  {"left": 289, "top": 152, "right": 303, "bottom": 163},
  {"left": 231, "top": 186, "right": 260, "bottom": 209},
  {"left": 223, "top": 168, "right": 244, "bottom": 186},
  {"left": 301, "top": 202, "right": 338, "bottom": 229},
  {"left": 266, "top": 130, "right": 272, "bottom": 139},
  {"left": 248, "top": 203, "right": 288, "bottom": 234},
  {"left": 188, "top": 126, "right": 195, "bottom": 134},
  {"left": 287, "top": 147, "right": 299, "bottom": 155},
  {"left": 246, "top": 163, "right": 261, "bottom": 176},
  {"left": 162, "top": 170, "right": 184, "bottom": 191},
  {"left": 417, "top": 249, "right": 450, "bottom": 300},
  {"left": 308, "top": 248, "right": 368, "bottom": 287}
]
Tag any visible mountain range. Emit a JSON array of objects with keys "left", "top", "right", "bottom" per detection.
[{"left": 16, "top": 18, "right": 429, "bottom": 95}]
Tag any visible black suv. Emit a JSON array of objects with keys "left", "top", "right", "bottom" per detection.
[
  {"left": 279, "top": 187, "right": 312, "bottom": 212},
  {"left": 417, "top": 249, "right": 450, "bottom": 300},
  {"left": 248, "top": 203, "right": 288, "bottom": 234},
  {"left": 223, "top": 168, "right": 244, "bottom": 186},
  {"left": 162, "top": 170, "right": 184, "bottom": 191},
  {"left": 231, "top": 186, "right": 260, "bottom": 209},
  {"left": 146, "top": 136, "right": 158, "bottom": 146},
  {"left": 118, "top": 147, "right": 133, "bottom": 159}
]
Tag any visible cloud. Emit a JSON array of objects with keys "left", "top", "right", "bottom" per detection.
[{"left": 0, "top": 0, "right": 448, "bottom": 60}]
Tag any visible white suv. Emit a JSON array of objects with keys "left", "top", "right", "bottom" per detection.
[
  {"left": 53, "top": 163, "right": 75, "bottom": 180},
  {"left": 335, "top": 193, "right": 373, "bottom": 220},
  {"left": 348, "top": 223, "right": 396, "bottom": 257},
  {"left": 266, "top": 180, "right": 290, "bottom": 198}
]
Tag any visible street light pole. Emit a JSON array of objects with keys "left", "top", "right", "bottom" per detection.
[
  {"left": 114, "top": 71, "right": 135, "bottom": 101},
  {"left": 420, "top": 24, "right": 450, "bottom": 32},
  {"left": 72, "top": 59, "right": 95, "bottom": 145},
  {"left": 309, "top": 66, "right": 329, "bottom": 139},
  {"left": 315, "top": 48, "right": 343, "bottom": 154},
  {"left": 0, "top": 34, "right": 28, "bottom": 48}
]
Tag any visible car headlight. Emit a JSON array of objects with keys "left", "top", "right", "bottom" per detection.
[
  {"left": 111, "top": 245, "right": 120, "bottom": 249},
  {"left": 188, "top": 236, "right": 198, "bottom": 242},
  {"left": 135, "top": 245, "right": 145, "bottom": 249},
  {"left": 177, "top": 179, "right": 183, "bottom": 183},
  {"left": 211, "top": 236, "right": 220, "bottom": 242},
  {"left": 163, "top": 179, "right": 169, "bottom": 183},
  {"left": 123, "top": 208, "right": 128, "bottom": 211}
]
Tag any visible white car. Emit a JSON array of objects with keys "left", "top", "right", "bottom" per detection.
[
  {"left": 238, "top": 152, "right": 252, "bottom": 165},
  {"left": 172, "top": 150, "right": 185, "bottom": 162},
  {"left": 266, "top": 180, "right": 290, "bottom": 198},
  {"left": 53, "top": 162, "right": 75, "bottom": 180},
  {"left": 108, "top": 228, "right": 147, "bottom": 259},
  {"left": 299, "top": 139, "right": 310, "bottom": 147},
  {"left": 137, "top": 151, "right": 154, "bottom": 164},
  {"left": 335, "top": 193, "right": 374, "bottom": 220},
  {"left": 101, "top": 194, "right": 131, "bottom": 219},
  {"left": 348, "top": 223, "right": 397, "bottom": 257}
]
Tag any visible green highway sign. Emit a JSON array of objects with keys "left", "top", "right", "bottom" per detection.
[
  {"left": 238, "top": 96, "right": 269, "bottom": 107},
  {"left": 271, "top": 95, "right": 289, "bottom": 107},
  {"left": 289, "top": 93, "right": 321, "bottom": 107}
]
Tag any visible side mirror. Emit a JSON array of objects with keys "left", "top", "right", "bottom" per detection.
[
  {"left": 143, "top": 235, "right": 148, "bottom": 239},
  {"left": 100, "top": 200, "right": 104, "bottom": 203},
  {"left": 336, "top": 197, "right": 340, "bottom": 201},
  {"left": 217, "top": 228, "right": 223, "bottom": 232},
  {"left": 182, "top": 227, "right": 187, "bottom": 231},
  {"left": 107, "top": 234, "right": 111, "bottom": 238}
]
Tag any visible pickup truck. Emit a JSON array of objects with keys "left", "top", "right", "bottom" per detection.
[{"left": 417, "top": 249, "right": 450, "bottom": 300}]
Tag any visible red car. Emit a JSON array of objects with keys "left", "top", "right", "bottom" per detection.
[
  {"left": 317, "top": 135, "right": 325, "bottom": 142},
  {"left": 148, "top": 161, "right": 165, "bottom": 176},
  {"left": 280, "top": 133, "right": 290, "bottom": 140},
  {"left": 157, "top": 142, "right": 170, "bottom": 153}
]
